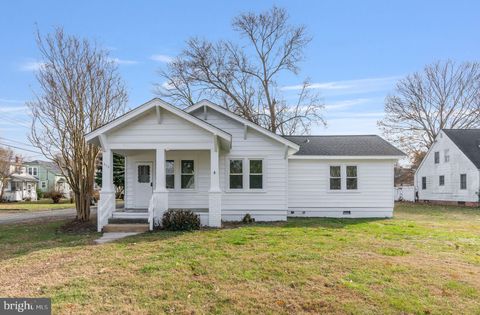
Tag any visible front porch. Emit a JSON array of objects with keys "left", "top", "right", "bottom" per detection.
[{"left": 98, "top": 147, "right": 222, "bottom": 232}]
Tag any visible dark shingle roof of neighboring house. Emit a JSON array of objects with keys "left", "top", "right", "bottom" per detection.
[
  {"left": 24, "top": 160, "right": 62, "bottom": 174},
  {"left": 282, "top": 135, "right": 405, "bottom": 156},
  {"left": 442, "top": 129, "right": 480, "bottom": 169}
]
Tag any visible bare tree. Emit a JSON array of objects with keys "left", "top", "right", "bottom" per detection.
[
  {"left": 29, "top": 28, "right": 127, "bottom": 221},
  {"left": 0, "top": 147, "right": 14, "bottom": 202},
  {"left": 156, "top": 7, "right": 325, "bottom": 135},
  {"left": 379, "top": 60, "right": 480, "bottom": 155}
]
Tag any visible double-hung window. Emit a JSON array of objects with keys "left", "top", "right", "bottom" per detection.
[
  {"left": 181, "top": 160, "right": 195, "bottom": 189},
  {"left": 434, "top": 152, "right": 440, "bottom": 164},
  {"left": 166, "top": 160, "right": 175, "bottom": 189},
  {"left": 460, "top": 174, "right": 467, "bottom": 190},
  {"left": 422, "top": 177, "right": 427, "bottom": 190},
  {"left": 346, "top": 166, "right": 358, "bottom": 190},
  {"left": 229, "top": 160, "right": 243, "bottom": 189},
  {"left": 249, "top": 160, "right": 263, "bottom": 189},
  {"left": 439, "top": 175, "right": 445, "bottom": 186},
  {"left": 329, "top": 166, "right": 341, "bottom": 190},
  {"left": 444, "top": 149, "right": 450, "bottom": 162}
]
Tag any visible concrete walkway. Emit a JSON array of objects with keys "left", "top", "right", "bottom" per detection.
[
  {"left": 0, "top": 208, "right": 96, "bottom": 225},
  {"left": 94, "top": 232, "right": 140, "bottom": 244}
]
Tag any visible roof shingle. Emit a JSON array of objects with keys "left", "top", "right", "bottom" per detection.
[{"left": 282, "top": 135, "right": 405, "bottom": 156}]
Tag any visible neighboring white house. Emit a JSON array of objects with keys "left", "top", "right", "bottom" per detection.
[
  {"left": 85, "top": 98, "right": 404, "bottom": 232},
  {"left": 1, "top": 165, "right": 38, "bottom": 202},
  {"left": 415, "top": 129, "right": 480, "bottom": 206}
]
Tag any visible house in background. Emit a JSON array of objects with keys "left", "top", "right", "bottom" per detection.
[
  {"left": 1, "top": 162, "right": 38, "bottom": 202},
  {"left": 415, "top": 129, "right": 480, "bottom": 206},
  {"left": 23, "top": 160, "right": 71, "bottom": 197},
  {"left": 85, "top": 98, "right": 404, "bottom": 232}
]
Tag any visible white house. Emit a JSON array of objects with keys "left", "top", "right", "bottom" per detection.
[
  {"left": 1, "top": 165, "right": 38, "bottom": 202},
  {"left": 85, "top": 98, "right": 404, "bottom": 232},
  {"left": 415, "top": 129, "right": 480, "bottom": 206}
]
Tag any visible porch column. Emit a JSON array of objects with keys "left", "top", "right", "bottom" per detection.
[
  {"left": 150, "top": 148, "right": 168, "bottom": 229},
  {"left": 209, "top": 144, "right": 222, "bottom": 227},
  {"left": 98, "top": 148, "right": 115, "bottom": 232}
]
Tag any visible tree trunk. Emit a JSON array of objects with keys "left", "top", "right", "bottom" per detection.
[{"left": 75, "top": 191, "right": 91, "bottom": 222}]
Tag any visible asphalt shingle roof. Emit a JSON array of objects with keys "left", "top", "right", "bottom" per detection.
[
  {"left": 442, "top": 129, "right": 480, "bottom": 169},
  {"left": 282, "top": 135, "right": 405, "bottom": 156}
]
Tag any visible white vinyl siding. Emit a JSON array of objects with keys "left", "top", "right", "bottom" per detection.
[
  {"left": 288, "top": 159, "right": 395, "bottom": 217},
  {"left": 415, "top": 130, "right": 480, "bottom": 203}
]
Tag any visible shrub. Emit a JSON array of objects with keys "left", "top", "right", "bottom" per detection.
[
  {"left": 162, "top": 209, "right": 200, "bottom": 231},
  {"left": 49, "top": 190, "right": 63, "bottom": 204},
  {"left": 36, "top": 188, "right": 44, "bottom": 199},
  {"left": 242, "top": 213, "right": 255, "bottom": 224}
]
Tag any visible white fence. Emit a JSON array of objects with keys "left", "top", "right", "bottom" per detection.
[{"left": 394, "top": 186, "right": 415, "bottom": 202}]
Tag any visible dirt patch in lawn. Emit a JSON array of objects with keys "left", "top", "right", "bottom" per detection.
[{"left": 57, "top": 219, "right": 97, "bottom": 234}]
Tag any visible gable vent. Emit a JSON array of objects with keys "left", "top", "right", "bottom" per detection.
[{"left": 304, "top": 138, "right": 310, "bottom": 144}]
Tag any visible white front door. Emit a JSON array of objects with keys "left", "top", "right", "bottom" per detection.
[{"left": 134, "top": 162, "right": 153, "bottom": 208}]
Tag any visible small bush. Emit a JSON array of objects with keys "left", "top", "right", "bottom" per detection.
[
  {"left": 242, "top": 213, "right": 255, "bottom": 224},
  {"left": 36, "top": 188, "right": 44, "bottom": 199},
  {"left": 49, "top": 190, "right": 63, "bottom": 204},
  {"left": 162, "top": 209, "right": 200, "bottom": 231}
]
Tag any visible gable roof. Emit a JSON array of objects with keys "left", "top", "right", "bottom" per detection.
[
  {"left": 185, "top": 100, "right": 300, "bottom": 150},
  {"left": 85, "top": 98, "right": 232, "bottom": 145},
  {"left": 24, "top": 160, "right": 62, "bottom": 174},
  {"left": 283, "top": 135, "right": 405, "bottom": 157},
  {"left": 443, "top": 129, "right": 480, "bottom": 169}
]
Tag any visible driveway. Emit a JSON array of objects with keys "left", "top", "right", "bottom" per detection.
[{"left": 0, "top": 207, "right": 97, "bottom": 225}]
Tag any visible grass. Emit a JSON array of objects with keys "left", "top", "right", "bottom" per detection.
[
  {"left": 0, "top": 199, "right": 74, "bottom": 212},
  {"left": 0, "top": 202, "right": 479, "bottom": 314}
]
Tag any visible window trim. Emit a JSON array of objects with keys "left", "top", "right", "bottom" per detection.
[
  {"left": 225, "top": 157, "right": 266, "bottom": 193},
  {"left": 328, "top": 164, "right": 360, "bottom": 192},
  {"left": 439, "top": 175, "right": 445, "bottom": 186},
  {"left": 228, "top": 159, "right": 244, "bottom": 190},
  {"left": 460, "top": 174, "right": 467, "bottom": 190},
  {"left": 180, "top": 159, "right": 195, "bottom": 190},
  {"left": 165, "top": 160, "right": 175, "bottom": 190},
  {"left": 249, "top": 159, "right": 263, "bottom": 190},
  {"left": 434, "top": 151, "right": 440, "bottom": 164},
  {"left": 422, "top": 176, "right": 427, "bottom": 190},
  {"left": 444, "top": 149, "right": 450, "bottom": 163}
]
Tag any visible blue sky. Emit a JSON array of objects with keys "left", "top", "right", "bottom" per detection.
[{"left": 0, "top": 0, "right": 479, "bottom": 159}]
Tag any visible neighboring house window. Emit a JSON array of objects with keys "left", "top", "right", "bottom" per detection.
[
  {"left": 166, "top": 160, "right": 175, "bottom": 189},
  {"left": 346, "top": 166, "right": 358, "bottom": 190},
  {"left": 181, "top": 160, "right": 195, "bottom": 189},
  {"left": 249, "top": 159, "right": 263, "bottom": 189},
  {"left": 434, "top": 151, "right": 440, "bottom": 164},
  {"left": 439, "top": 175, "right": 445, "bottom": 186},
  {"left": 33, "top": 167, "right": 37, "bottom": 176},
  {"left": 330, "top": 166, "right": 341, "bottom": 190},
  {"left": 138, "top": 165, "right": 150, "bottom": 183},
  {"left": 444, "top": 149, "right": 450, "bottom": 162},
  {"left": 460, "top": 174, "right": 467, "bottom": 190},
  {"left": 229, "top": 160, "right": 243, "bottom": 189},
  {"left": 422, "top": 177, "right": 427, "bottom": 190},
  {"left": 27, "top": 184, "right": 31, "bottom": 193},
  {"left": 41, "top": 181, "right": 47, "bottom": 189},
  {"left": 28, "top": 167, "right": 32, "bottom": 175}
]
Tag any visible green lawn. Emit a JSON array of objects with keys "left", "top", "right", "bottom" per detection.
[
  {"left": 0, "top": 203, "right": 479, "bottom": 314},
  {"left": 0, "top": 199, "right": 74, "bottom": 212}
]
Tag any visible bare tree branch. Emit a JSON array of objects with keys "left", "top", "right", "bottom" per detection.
[
  {"left": 378, "top": 60, "right": 480, "bottom": 157},
  {"left": 28, "top": 28, "right": 128, "bottom": 221},
  {"left": 156, "top": 6, "right": 324, "bottom": 135}
]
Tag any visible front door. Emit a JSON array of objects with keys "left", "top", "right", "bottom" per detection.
[{"left": 134, "top": 162, "right": 153, "bottom": 208}]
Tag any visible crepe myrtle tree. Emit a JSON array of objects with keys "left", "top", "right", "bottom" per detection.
[
  {"left": 157, "top": 6, "right": 325, "bottom": 135},
  {"left": 379, "top": 60, "right": 480, "bottom": 158},
  {"left": 29, "top": 28, "right": 128, "bottom": 221}
]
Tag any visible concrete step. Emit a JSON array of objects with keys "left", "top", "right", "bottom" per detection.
[{"left": 103, "top": 223, "right": 149, "bottom": 233}]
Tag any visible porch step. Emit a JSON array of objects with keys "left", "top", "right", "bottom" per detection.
[
  {"left": 103, "top": 224, "right": 149, "bottom": 233},
  {"left": 109, "top": 217, "right": 148, "bottom": 224},
  {"left": 112, "top": 211, "right": 149, "bottom": 219}
]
